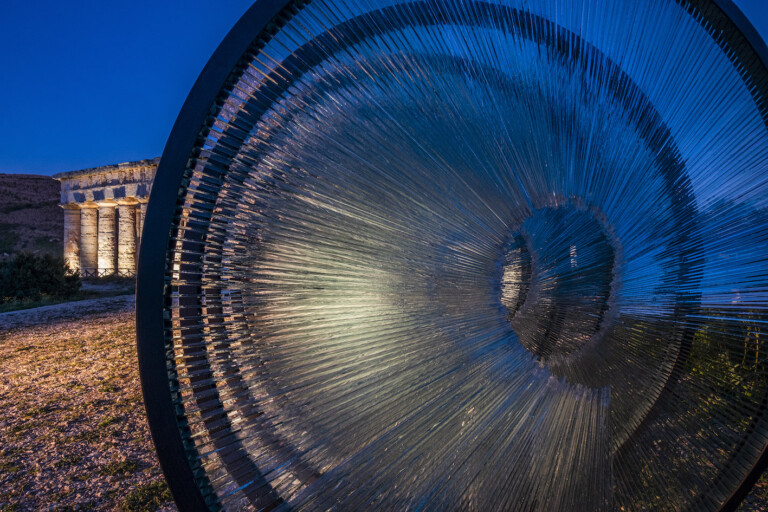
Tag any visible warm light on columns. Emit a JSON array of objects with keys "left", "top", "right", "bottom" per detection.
[
  {"left": 97, "top": 200, "right": 118, "bottom": 276},
  {"left": 80, "top": 203, "right": 99, "bottom": 275},
  {"left": 137, "top": 200, "right": 148, "bottom": 249},
  {"left": 61, "top": 203, "right": 81, "bottom": 273},
  {"left": 117, "top": 199, "right": 138, "bottom": 274}
]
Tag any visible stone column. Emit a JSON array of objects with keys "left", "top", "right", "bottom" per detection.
[
  {"left": 135, "top": 200, "right": 149, "bottom": 265},
  {"left": 61, "top": 204, "right": 81, "bottom": 274},
  {"left": 137, "top": 201, "right": 148, "bottom": 240},
  {"left": 97, "top": 201, "right": 118, "bottom": 276},
  {"left": 117, "top": 199, "right": 138, "bottom": 276},
  {"left": 80, "top": 203, "right": 99, "bottom": 276}
]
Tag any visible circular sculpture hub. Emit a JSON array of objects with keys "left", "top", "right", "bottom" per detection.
[
  {"left": 136, "top": 1, "right": 768, "bottom": 510},
  {"left": 503, "top": 202, "right": 617, "bottom": 361}
]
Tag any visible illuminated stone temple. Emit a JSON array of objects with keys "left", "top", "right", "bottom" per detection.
[{"left": 54, "top": 158, "right": 158, "bottom": 277}]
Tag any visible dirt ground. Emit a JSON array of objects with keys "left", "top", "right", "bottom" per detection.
[
  {"left": 0, "top": 295, "right": 767, "bottom": 511},
  {"left": 0, "top": 295, "right": 175, "bottom": 511}
]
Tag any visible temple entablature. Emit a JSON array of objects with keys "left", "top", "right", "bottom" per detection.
[
  {"left": 56, "top": 158, "right": 158, "bottom": 205},
  {"left": 54, "top": 158, "right": 158, "bottom": 278}
]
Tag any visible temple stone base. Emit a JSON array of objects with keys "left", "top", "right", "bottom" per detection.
[{"left": 54, "top": 158, "right": 158, "bottom": 278}]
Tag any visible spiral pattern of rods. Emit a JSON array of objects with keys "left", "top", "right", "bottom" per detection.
[{"left": 137, "top": 0, "right": 768, "bottom": 510}]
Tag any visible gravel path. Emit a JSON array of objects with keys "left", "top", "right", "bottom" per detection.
[
  {"left": 0, "top": 295, "right": 136, "bottom": 331},
  {"left": 0, "top": 296, "right": 176, "bottom": 511}
]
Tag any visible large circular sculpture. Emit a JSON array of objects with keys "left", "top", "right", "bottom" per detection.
[{"left": 137, "top": 1, "right": 768, "bottom": 510}]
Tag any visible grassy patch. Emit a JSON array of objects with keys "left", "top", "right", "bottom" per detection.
[
  {"left": 0, "top": 200, "right": 59, "bottom": 214},
  {"left": 53, "top": 502, "right": 97, "bottom": 512},
  {"left": 52, "top": 504, "right": 79, "bottom": 512},
  {"left": 7, "top": 424, "right": 30, "bottom": 438},
  {"left": 24, "top": 404, "right": 56, "bottom": 417},
  {"left": 0, "top": 223, "right": 19, "bottom": 253},
  {"left": 0, "top": 461, "right": 20, "bottom": 473},
  {"left": 98, "top": 382, "right": 120, "bottom": 393},
  {"left": 1, "top": 296, "right": 73, "bottom": 314},
  {"left": 0, "top": 288, "right": 133, "bottom": 314},
  {"left": 72, "top": 429, "right": 103, "bottom": 443},
  {"left": 30, "top": 235, "right": 60, "bottom": 254},
  {"left": 0, "top": 446, "right": 23, "bottom": 457},
  {"left": 0, "top": 295, "right": 75, "bottom": 313},
  {"left": 100, "top": 459, "right": 140, "bottom": 477},
  {"left": 55, "top": 454, "right": 83, "bottom": 468},
  {"left": 97, "top": 415, "right": 122, "bottom": 428},
  {"left": 119, "top": 481, "right": 173, "bottom": 512},
  {"left": 49, "top": 487, "right": 75, "bottom": 503}
]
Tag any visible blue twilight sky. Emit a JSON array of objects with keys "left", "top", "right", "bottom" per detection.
[{"left": 0, "top": 0, "right": 766, "bottom": 175}]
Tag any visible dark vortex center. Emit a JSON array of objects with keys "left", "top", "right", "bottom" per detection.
[{"left": 502, "top": 203, "right": 617, "bottom": 361}]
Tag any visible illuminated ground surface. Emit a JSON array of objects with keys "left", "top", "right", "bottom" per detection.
[
  {"left": 0, "top": 294, "right": 766, "bottom": 511},
  {"left": 0, "top": 296, "right": 175, "bottom": 511}
]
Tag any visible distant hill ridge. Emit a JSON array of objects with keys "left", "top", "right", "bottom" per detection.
[{"left": 0, "top": 174, "right": 62, "bottom": 257}]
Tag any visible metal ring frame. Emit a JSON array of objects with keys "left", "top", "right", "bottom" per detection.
[{"left": 136, "top": 1, "right": 768, "bottom": 510}]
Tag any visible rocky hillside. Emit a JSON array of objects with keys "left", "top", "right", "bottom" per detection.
[{"left": 0, "top": 174, "right": 61, "bottom": 257}]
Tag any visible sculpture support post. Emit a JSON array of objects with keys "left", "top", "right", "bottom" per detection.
[
  {"left": 80, "top": 203, "right": 99, "bottom": 276},
  {"left": 118, "top": 200, "right": 138, "bottom": 276},
  {"left": 61, "top": 204, "right": 81, "bottom": 274},
  {"left": 97, "top": 201, "right": 117, "bottom": 276}
]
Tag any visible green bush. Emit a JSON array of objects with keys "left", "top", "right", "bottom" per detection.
[{"left": 0, "top": 253, "right": 80, "bottom": 303}]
